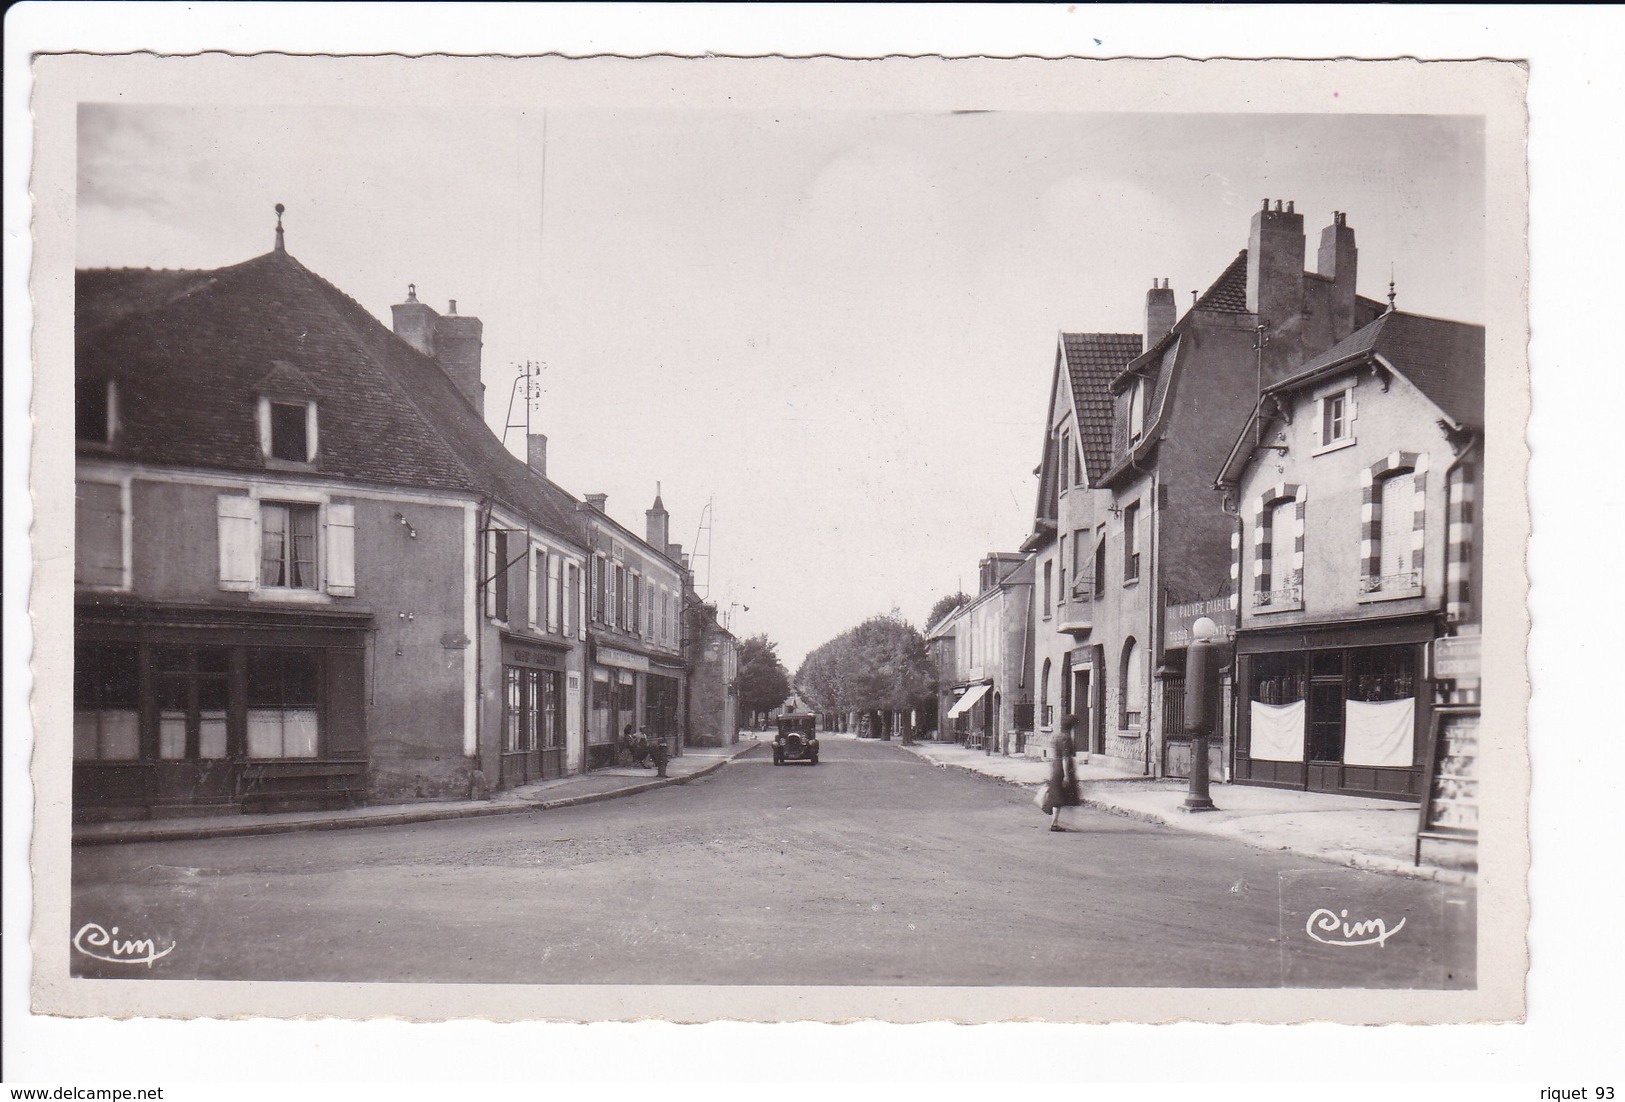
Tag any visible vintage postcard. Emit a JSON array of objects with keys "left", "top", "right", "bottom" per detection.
[{"left": 26, "top": 50, "right": 1528, "bottom": 1027}]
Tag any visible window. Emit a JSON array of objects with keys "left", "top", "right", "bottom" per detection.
[
  {"left": 629, "top": 573, "right": 641, "bottom": 634},
  {"left": 1042, "top": 559, "right": 1053, "bottom": 617},
  {"left": 1255, "top": 494, "right": 1303, "bottom": 609},
  {"left": 1093, "top": 528, "right": 1106, "bottom": 598},
  {"left": 1123, "top": 502, "right": 1141, "bottom": 582},
  {"left": 157, "top": 645, "right": 230, "bottom": 760},
  {"left": 1316, "top": 387, "right": 1357, "bottom": 453},
  {"left": 503, "top": 668, "right": 561, "bottom": 754},
  {"left": 610, "top": 563, "right": 623, "bottom": 628},
  {"left": 1058, "top": 535, "right": 1067, "bottom": 604},
  {"left": 1060, "top": 430, "right": 1072, "bottom": 489},
  {"left": 1074, "top": 441, "right": 1084, "bottom": 488},
  {"left": 592, "top": 556, "right": 606, "bottom": 622},
  {"left": 74, "top": 643, "right": 140, "bottom": 760},
  {"left": 260, "top": 502, "right": 319, "bottom": 589},
  {"left": 548, "top": 554, "right": 563, "bottom": 634},
  {"left": 77, "top": 379, "right": 116, "bottom": 446},
  {"left": 1040, "top": 658, "right": 1052, "bottom": 728},
  {"left": 529, "top": 549, "right": 545, "bottom": 629},
  {"left": 568, "top": 562, "right": 582, "bottom": 636},
  {"left": 218, "top": 495, "right": 352, "bottom": 597},
  {"left": 1364, "top": 470, "right": 1424, "bottom": 598},
  {"left": 246, "top": 648, "right": 320, "bottom": 759},
  {"left": 1121, "top": 638, "right": 1145, "bottom": 728},
  {"left": 1128, "top": 379, "right": 1147, "bottom": 443},
  {"left": 260, "top": 398, "right": 317, "bottom": 464},
  {"left": 76, "top": 480, "right": 126, "bottom": 589}
]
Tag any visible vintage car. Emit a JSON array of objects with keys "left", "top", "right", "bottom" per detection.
[{"left": 772, "top": 713, "right": 820, "bottom": 766}]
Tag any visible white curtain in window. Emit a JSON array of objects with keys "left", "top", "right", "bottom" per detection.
[
  {"left": 248, "top": 708, "right": 320, "bottom": 758},
  {"left": 74, "top": 711, "right": 137, "bottom": 760},
  {"left": 1344, "top": 698, "right": 1414, "bottom": 768},
  {"left": 1380, "top": 472, "right": 1415, "bottom": 577},
  {"left": 159, "top": 713, "right": 188, "bottom": 759},
  {"left": 1250, "top": 700, "right": 1305, "bottom": 762}
]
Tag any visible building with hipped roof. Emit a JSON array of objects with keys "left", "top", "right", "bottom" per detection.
[
  {"left": 1214, "top": 308, "right": 1484, "bottom": 801},
  {"left": 927, "top": 552, "right": 1033, "bottom": 753},
  {"left": 72, "top": 214, "right": 683, "bottom": 819}
]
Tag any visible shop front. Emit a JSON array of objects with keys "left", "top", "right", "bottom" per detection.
[
  {"left": 73, "top": 602, "right": 371, "bottom": 820},
  {"left": 498, "top": 636, "right": 569, "bottom": 789},
  {"left": 646, "top": 663, "right": 684, "bottom": 755},
  {"left": 1234, "top": 613, "right": 1438, "bottom": 800},
  {"left": 587, "top": 642, "right": 647, "bottom": 770}
]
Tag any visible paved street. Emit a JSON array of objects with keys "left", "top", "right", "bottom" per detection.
[{"left": 70, "top": 736, "right": 1474, "bottom": 987}]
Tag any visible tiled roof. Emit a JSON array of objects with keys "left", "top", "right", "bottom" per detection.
[
  {"left": 1274, "top": 310, "right": 1484, "bottom": 430},
  {"left": 1061, "top": 332, "right": 1142, "bottom": 482},
  {"left": 1194, "top": 250, "right": 1249, "bottom": 313},
  {"left": 77, "top": 249, "right": 588, "bottom": 545}
]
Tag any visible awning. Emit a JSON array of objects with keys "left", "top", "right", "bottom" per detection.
[{"left": 946, "top": 682, "right": 992, "bottom": 719}]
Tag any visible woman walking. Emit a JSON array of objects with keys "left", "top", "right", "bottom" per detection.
[{"left": 1046, "top": 716, "right": 1081, "bottom": 832}]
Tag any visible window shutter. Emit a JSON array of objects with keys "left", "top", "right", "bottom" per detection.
[
  {"left": 485, "top": 531, "right": 497, "bottom": 618},
  {"left": 528, "top": 549, "right": 540, "bottom": 628},
  {"left": 217, "top": 494, "right": 258, "bottom": 591},
  {"left": 75, "top": 481, "right": 125, "bottom": 587},
  {"left": 547, "top": 555, "right": 562, "bottom": 633},
  {"left": 324, "top": 503, "right": 357, "bottom": 596}
]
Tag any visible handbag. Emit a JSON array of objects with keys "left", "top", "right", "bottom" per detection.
[{"left": 1034, "top": 785, "right": 1054, "bottom": 814}]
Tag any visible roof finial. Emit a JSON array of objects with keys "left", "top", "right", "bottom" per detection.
[
  {"left": 274, "top": 203, "right": 286, "bottom": 253},
  {"left": 1387, "top": 262, "right": 1397, "bottom": 312}
]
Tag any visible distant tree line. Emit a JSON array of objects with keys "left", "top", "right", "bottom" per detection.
[{"left": 794, "top": 612, "right": 934, "bottom": 740}]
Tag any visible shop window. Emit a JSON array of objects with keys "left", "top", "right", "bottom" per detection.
[
  {"left": 246, "top": 649, "right": 320, "bottom": 759},
  {"left": 157, "top": 646, "right": 230, "bottom": 760},
  {"left": 1121, "top": 637, "right": 1144, "bottom": 728},
  {"left": 77, "top": 379, "right": 116, "bottom": 447},
  {"left": 259, "top": 398, "right": 317, "bottom": 464},
  {"left": 261, "top": 502, "right": 320, "bottom": 589},
  {"left": 1123, "top": 502, "right": 1141, "bottom": 583},
  {"left": 73, "top": 643, "right": 140, "bottom": 761},
  {"left": 75, "top": 480, "right": 127, "bottom": 589}
]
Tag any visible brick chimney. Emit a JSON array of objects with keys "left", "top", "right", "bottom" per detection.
[
  {"left": 390, "top": 284, "right": 437, "bottom": 356},
  {"left": 435, "top": 300, "right": 484, "bottom": 412},
  {"left": 646, "top": 484, "right": 670, "bottom": 551},
  {"left": 526, "top": 433, "right": 548, "bottom": 479},
  {"left": 585, "top": 493, "right": 608, "bottom": 512},
  {"left": 391, "top": 288, "right": 485, "bottom": 412},
  {"left": 667, "top": 542, "right": 684, "bottom": 561},
  {"left": 1246, "top": 199, "right": 1306, "bottom": 328},
  {"left": 1316, "top": 210, "right": 1359, "bottom": 339},
  {"left": 1144, "top": 278, "right": 1176, "bottom": 351}
]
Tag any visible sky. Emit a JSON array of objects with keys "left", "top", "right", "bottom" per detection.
[{"left": 77, "top": 105, "right": 1484, "bottom": 669}]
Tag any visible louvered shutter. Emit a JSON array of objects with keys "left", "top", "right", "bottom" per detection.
[
  {"left": 325, "top": 503, "right": 356, "bottom": 597},
  {"left": 547, "top": 554, "right": 562, "bottom": 633},
  {"left": 217, "top": 494, "right": 258, "bottom": 591}
]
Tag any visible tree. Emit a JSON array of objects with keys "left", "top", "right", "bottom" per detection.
[
  {"left": 795, "top": 613, "right": 933, "bottom": 724},
  {"left": 736, "top": 634, "right": 791, "bottom": 724},
  {"left": 926, "top": 591, "right": 970, "bottom": 632}
]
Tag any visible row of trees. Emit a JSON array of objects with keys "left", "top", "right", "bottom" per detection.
[{"left": 794, "top": 613, "right": 935, "bottom": 729}]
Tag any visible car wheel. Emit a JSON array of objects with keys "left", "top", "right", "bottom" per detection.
[{"left": 809, "top": 755, "right": 819, "bottom": 766}]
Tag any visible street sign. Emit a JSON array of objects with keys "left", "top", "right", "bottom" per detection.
[{"left": 1433, "top": 633, "right": 1481, "bottom": 680}]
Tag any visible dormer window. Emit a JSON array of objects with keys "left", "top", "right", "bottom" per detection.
[
  {"left": 1128, "top": 379, "right": 1147, "bottom": 444},
  {"left": 77, "top": 379, "right": 117, "bottom": 447},
  {"left": 259, "top": 397, "right": 317, "bottom": 464},
  {"left": 1314, "top": 382, "right": 1358, "bottom": 455}
]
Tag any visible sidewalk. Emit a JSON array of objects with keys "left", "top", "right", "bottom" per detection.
[
  {"left": 902, "top": 740, "right": 1473, "bottom": 885},
  {"left": 72, "top": 739, "right": 765, "bottom": 847}
]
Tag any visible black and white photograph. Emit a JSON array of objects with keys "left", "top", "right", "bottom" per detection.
[{"left": 16, "top": 5, "right": 1606, "bottom": 1087}]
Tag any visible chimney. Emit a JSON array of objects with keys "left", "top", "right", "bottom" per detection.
[
  {"left": 1316, "top": 210, "right": 1359, "bottom": 338},
  {"left": 526, "top": 433, "right": 548, "bottom": 479},
  {"left": 435, "top": 301, "right": 484, "bottom": 412},
  {"left": 585, "top": 493, "right": 608, "bottom": 512},
  {"left": 391, "top": 284, "right": 437, "bottom": 357},
  {"left": 667, "top": 542, "right": 684, "bottom": 561},
  {"left": 1246, "top": 198, "right": 1306, "bottom": 327},
  {"left": 646, "top": 483, "right": 670, "bottom": 550},
  {"left": 391, "top": 288, "right": 485, "bottom": 412},
  {"left": 1144, "top": 277, "right": 1176, "bottom": 351}
]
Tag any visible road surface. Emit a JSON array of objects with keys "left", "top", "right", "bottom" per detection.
[{"left": 70, "top": 735, "right": 1474, "bottom": 987}]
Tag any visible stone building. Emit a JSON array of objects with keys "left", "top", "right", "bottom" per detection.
[
  {"left": 930, "top": 552, "right": 1033, "bottom": 752},
  {"left": 1215, "top": 309, "right": 1483, "bottom": 800},
  {"left": 684, "top": 601, "right": 740, "bottom": 748},
  {"left": 72, "top": 225, "right": 595, "bottom": 818},
  {"left": 577, "top": 489, "right": 690, "bottom": 768}
]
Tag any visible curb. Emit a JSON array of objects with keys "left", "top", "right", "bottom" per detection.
[
  {"left": 72, "top": 749, "right": 752, "bottom": 847},
  {"left": 901, "top": 744, "right": 1475, "bottom": 887}
]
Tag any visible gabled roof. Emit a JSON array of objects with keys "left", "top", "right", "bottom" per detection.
[
  {"left": 1193, "top": 250, "right": 1249, "bottom": 314},
  {"left": 1215, "top": 309, "right": 1486, "bottom": 487},
  {"left": 1062, "top": 332, "right": 1142, "bottom": 482},
  {"left": 1276, "top": 309, "right": 1485, "bottom": 430},
  {"left": 77, "top": 248, "right": 587, "bottom": 547}
]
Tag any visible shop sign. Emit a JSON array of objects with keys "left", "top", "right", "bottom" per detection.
[
  {"left": 1433, "top": 632, "right": 1481, "bottom": 680},
  {"left": 505, "top": 644, "right": 560, "bottom": 669},
  {"left": 595, "top": 644, "right": 650, "bottom": 672},
  {"left": 1164, "top": 596, "right": 1235, "bottom": 649}
]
